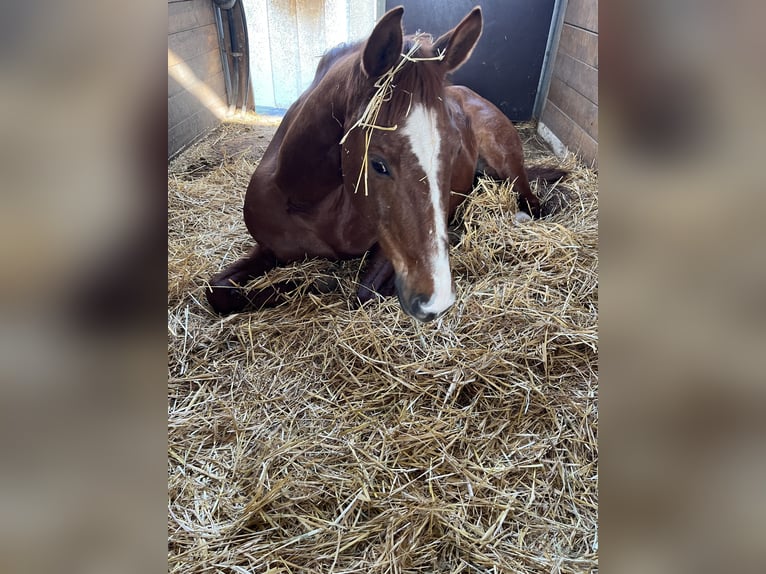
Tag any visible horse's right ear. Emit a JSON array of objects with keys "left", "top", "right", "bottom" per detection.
[
  {"left": 362, "top": 6, "right": 404, "bottom": 78},
  {"left": 433, "top": 6, "right": 483, "bottom": 73}
]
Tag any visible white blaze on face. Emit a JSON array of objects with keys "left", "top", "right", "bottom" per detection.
[{"left": 400, "top": 103, "right": 455, "bottom": 315}]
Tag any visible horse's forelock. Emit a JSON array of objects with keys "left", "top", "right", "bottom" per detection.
[{"left": 375, "top": 38, "right": 446, "bottom": 124}]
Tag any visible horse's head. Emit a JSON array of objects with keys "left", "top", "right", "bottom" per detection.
[{"left": 342, "top": 6, "right": 483, "bottom": 322}]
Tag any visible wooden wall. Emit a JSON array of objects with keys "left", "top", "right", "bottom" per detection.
[
  {"left": 539, "top": 0, "right": 598, "bottom": 167},
  {"left": 168, "top": 0, "right": 228, "bottom": 159}
]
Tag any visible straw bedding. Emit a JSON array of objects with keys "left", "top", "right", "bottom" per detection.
[{"left": 168, "top": 116, "right": 598, "bottom": 573}]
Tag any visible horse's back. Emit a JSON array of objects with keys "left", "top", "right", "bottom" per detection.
[
  {"left": 447, "top": 85, "right": 521, "bottom": 141},
  {"left": 446, "top": 85, "right": 526, "bottom": 180}
]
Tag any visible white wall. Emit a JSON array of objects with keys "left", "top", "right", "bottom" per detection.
[{"left": 244, "top": 0, "right": 379, "bottom": 111}]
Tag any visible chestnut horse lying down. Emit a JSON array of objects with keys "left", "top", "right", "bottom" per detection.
[{"left": 207, "top": 6, "right": 565, "bottom": 322}]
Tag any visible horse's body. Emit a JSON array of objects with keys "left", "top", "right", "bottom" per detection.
[{"left": 207, "top": 6, "right": 558, "bottom": 322}]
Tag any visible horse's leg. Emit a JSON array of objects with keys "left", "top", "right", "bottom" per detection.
[
  {"left": 453, "top": 87, "right": 541, "bottom": 218},
  {"left": 206, "top": 245, "right": 278, "bottom": 314},
  {"left": 477, "top": 135, "right": 541, "bottom": 218},
  {"left": 507, "top": 170, "right": 540, "bottom": 220},
  {"left": 356, "top": 244, "right": 396, "bottom": 305}
]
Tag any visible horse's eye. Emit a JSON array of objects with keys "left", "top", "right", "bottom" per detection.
[{"left": 370, "top": 159, "right": 390, "bottom": 176}]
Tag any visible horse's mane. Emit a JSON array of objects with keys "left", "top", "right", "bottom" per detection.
[
  {"left": 311, "top": 41, "right": 363, "bottom": 88},
  {"left": 313, "top": 35, "right": 446, "bottom": 122}
]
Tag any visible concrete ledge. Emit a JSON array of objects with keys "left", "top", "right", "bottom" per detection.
[{"left": 537, "top": 121, "right": 568, "bottom": 160}]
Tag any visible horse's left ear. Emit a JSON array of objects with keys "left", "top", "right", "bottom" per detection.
[
  {"left": 362, "top": 6, "right": 404, "bottom": 78},
  {"left": 433, "top": 6, "right": 483, "bottom": 72}
]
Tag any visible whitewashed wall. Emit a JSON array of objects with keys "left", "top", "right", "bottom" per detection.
[{"left": 244, "top": 0, "right": 379, "bottom": 111}]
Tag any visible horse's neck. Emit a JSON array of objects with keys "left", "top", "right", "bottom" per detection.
[
  {"left": 273, "top": 87, "right": 347, "bottom": 203},
  {"left": 273, "top": 54, "right": 368, "bottom": 205}
]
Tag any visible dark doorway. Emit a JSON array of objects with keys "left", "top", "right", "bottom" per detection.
[{"left": 386, "top": 0, "right": 555, "bottom": 120}]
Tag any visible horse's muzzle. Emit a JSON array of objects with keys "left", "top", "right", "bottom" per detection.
[
  {"left": 400, "top": 293, "right": 438, "bottom": 322},
  {"left": 395, "top": 277, "right": 454, "bottom": 322}
]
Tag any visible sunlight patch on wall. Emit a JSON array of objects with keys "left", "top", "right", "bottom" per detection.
[{"left": 168, "top": 49, "right": 227, "bottom": 120}]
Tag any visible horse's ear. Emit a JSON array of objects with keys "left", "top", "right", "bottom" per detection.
[
  {"left": 362, "top": 6, "right": 404, "bottom": 78},
  {"left": 433, "top": 6, "right": 483, "bottom": 73}
]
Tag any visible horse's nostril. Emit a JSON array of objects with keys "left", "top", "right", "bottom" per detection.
[
  {"left": 410, "top": 294, "right": 438, "bottom": 322},
  {"left": 396, "top": 281, "right": 445, "bottom": 322},
  {"left": 410, "top": 294, "right": 426, "bottom": 313}
]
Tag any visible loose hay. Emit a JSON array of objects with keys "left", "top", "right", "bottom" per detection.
[{"left": 168, "top": 117, "right": 598, "bottom": 573}]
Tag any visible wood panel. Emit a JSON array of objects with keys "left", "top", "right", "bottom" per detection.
[
  {"left": 168, "top": 106, "right": 220, "bottom": 158},
  {"left": 168, "top": 0, "right": 225, "bottom": 158},
  {"left": 168, "top": 0, "right": 216, "bottom": 35},
  {"left": 564, "top": 0, "right": 598, "bottom": 33},
  {"left": 547, "top": 76, "right": 597, "bottom": 141},
  {"left": 552, "top": 51, "right": 598, "bottom": 105},
  {"left": 540, "top": 101, "right": 597, "bottom": 167},
  {"left": 558, "top": 23, "right": 598, "bottom": 69},
  {"left": 168, "top": 70, "right": 226, "bottom": 155},
  {"left": 537, "top": 0, "right": 597, "bottom": 165},
  {"left": 168, "top": 48, "right": 223, "bottom": 99},
  {"left": 168, "top": 23, "right": 220, "bottom": 62},
  {"left": 168, "top": 71, "right": 226, "bottom": 126}
]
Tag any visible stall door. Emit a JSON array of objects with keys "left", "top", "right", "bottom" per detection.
[{"left": 386, "top": 0, "right": 555, "bottom": 120}]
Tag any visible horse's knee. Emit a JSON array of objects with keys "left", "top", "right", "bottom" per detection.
[
  {"left": 206, "top": 247, "right": 279, "bottom": 314},
  {"left": 355, "top": 284, "right": 377, "bottom": 306},
  {"left": 356, "top": 272, "right": 396, "bottom": 305}
]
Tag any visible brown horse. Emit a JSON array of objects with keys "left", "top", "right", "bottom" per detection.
[{"left": 207, "top": 6, "right": 563, "bottom": 322}]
